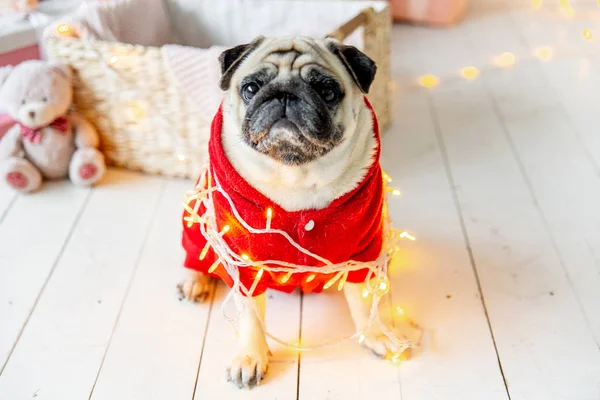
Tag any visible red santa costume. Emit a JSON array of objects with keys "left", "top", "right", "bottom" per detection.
[{"left": 182, "top": 97, "right": 384, "bottom": 297}]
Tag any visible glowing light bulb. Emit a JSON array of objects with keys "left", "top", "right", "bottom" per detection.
[
  {"left": 382, "top": 171, "right": 392, "bottom": 183},
  {"left": 371, "top": 276, "right": 391, "bottom": 296},
  {"left": 248, "top": 267, "right": 265, "bottom": 296},
  {"left": 108, "top": 56, "right": 119, "bottom": 65},
  {"left": 266, "top": 207, "right": 273, "bottom": 229},
  {"left": 241, "top": 254, "right": 250, "bottom": 261},
  {"left": 198, "top": 243, "right": 210, "bottom": 261},
  {"left": 399, "top": 231, "right": 416, "bottom": 241},
  {"left": 559, "top": 0, "right": 574, "bottom": 17},
  {"left": 56, "top": 24, "right": 72, "bottom": 36},
  {"left": 323, "top": 272, "right": 343, "bottom": 290},
  {"left": 177, "top": 154, "right": 186, "bottom": 162},
  {"left": 280, "top": 271, "right": 293, "bottom": 283},
  {"left": 362, "top": 288, "right": 370, "bottom": 298},
  {"left": 494, "top": 52, "right": 516, "bottom": 68},
  {"left": 531, "top": 0, "right": 542, "bottom": 9},
  {"left": 337, "top": 272, "right": 348, "bottom": 291},
  {"left": 220, "top": 225, "right": 230, "bottom": 235},
  {"left": 208, "top": 259, "right": 221, "bottom": 273},
  {"left": 255, "top": 268, "right": 264, "bottom": 281},
  {"left": 396, "top": 306, "right": 405, "bottom": 317},
  {"left": 306, "top": 274, "right": 316, "bottom": 283},
  {"left": 183, "top": 202, "right": 199, "bottom": 227},
  {"left": 392, "top": 189, "right": 401, "bottom": 196},
  {"left": 534, "top": 46, "right": 553, "bottom": 61},
  {"left": 389, "top": 352, "right": 402, "bottom": 365},
  {"left": 378, "top": 280, "right": 389, "bottom": 293},
  {"left": 418, "top": 75, "right": 439, "bottom": 88},
  {"left": 358, "top": 334, "right": 365, "bottom": 344},
  {"left": 583, "top": 29, "right": 593, "bottom": 40},
  {"left": 460, "top": 66, "right": 479, "bottom": 80}
]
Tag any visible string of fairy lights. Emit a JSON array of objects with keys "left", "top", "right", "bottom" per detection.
[
  {"left": 51, "top": 22, "right": 424, "bottom": 363},
  {"left": 183, "top": 165, "right": 423, "bottom": 363},
  {"left": 416, "top": 0, "right": 599, "bottom": 89}
]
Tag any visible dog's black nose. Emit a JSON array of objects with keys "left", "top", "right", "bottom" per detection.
[
  {"left": 276, "top": 91, "right": 297, "bottom": 108},
  {"left": 28, "top": 111, "right": 35, "bottom": 118}
]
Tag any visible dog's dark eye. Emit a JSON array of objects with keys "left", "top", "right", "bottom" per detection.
[
  {"left": 42, "top": 97, "right": 48, "bottom": 103},
  {"left": 320, "top": 88, "right": 336, "bottom": 102},
  {"left": 242, "top": 83, "right": 260, "bottom": 101}
]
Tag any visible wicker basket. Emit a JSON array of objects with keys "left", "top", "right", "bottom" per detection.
[{"left": 44, "top": 1, "right": 391, "bottom": 179}]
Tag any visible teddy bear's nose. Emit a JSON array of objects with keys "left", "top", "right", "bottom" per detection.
[{"left": 28, "top": 111, "right": 35, "bottom": 118}]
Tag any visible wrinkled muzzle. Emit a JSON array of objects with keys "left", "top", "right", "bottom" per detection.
[{"left": 241, "top": 79, "right": 343, "bottom": 165}]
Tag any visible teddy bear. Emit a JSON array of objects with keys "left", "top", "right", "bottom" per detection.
[{"left": 0, "top": 60, "right": 106, "bottom": 193}]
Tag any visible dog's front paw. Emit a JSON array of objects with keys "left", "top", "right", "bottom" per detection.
[
  {"left": 361, "top": 327, "right": 399, "bottom": 358},
  {"left": 226, "top": 339, "right": 270, "bottom": 389},
  {"left": 177, "top": 270, "right": 214, "bottom": 303}
]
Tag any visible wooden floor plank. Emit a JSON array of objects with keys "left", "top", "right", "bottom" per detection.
[
  {"left": 484, "top": 68, "right": 600, "bottom": 342},
  {"left": 483, "top": 0, "right": 600, "bottom": 349},
  {"left": 296, "top": 290, "right": 401, "bottom": 400},
  {"left": 0, "top": 170, "right": 164, "bottom": 400},
  {"left": 88, "top": 180, "right": 216, "bottom": 400},
  {"left": 0, "top": 182, "right": 90, "bottom": 372},
  {"left": 417, "top": 11, "right": 600, "bottom": 399},
  {"left": 194, "top": 284, "right": 301, "bottom": 400},
  {"left": 431, "top": 77, "right": 600, "bottom": 400},
  {"left": 537, "top": 55, "right": 600, "bottom": 175},
  {"left": 0, "top": 186, "right": 17, "bottom": 224},
  {"left": 383, "top": 28, "right": 510, "bottom": 398}
]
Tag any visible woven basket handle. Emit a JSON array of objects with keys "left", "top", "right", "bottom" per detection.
[{"left": 326, "top": 7, "right": 375, "bottom": 42}]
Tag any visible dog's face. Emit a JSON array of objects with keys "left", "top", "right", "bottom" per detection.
[{"left": 219, "top": 36, "right": 376, "bottom": 166}]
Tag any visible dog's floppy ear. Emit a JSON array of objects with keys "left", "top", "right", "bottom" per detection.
[
  {"left": 219, "top": 36, "right": 265, "bottom": 91},
  {"left": 48, "top": 62, "right": 73, "bottom": 82},
  {"left": 326, "top": 41, "right": 377, "bottom": 94}
]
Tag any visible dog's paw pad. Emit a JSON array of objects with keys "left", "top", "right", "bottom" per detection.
[
  {"left": 361, "top": 331, "right": 399, "bottom": 358},
  {"left": 226, "top": 352, "right": 268, "bottom": 389},
  {"left": 177, "top": 273, "right": 213, "bottom": 303}
]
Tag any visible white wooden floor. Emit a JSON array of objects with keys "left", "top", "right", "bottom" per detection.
[{"left": 2, "top": 1, "right": 600, "bottom": 399}]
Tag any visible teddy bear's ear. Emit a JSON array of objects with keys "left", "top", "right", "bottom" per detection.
[
  {"left": 0, "top": 66, "right": 13, "bottom": 86},
  {"left": 48, "top": 62, "right": 73, "bottom": 82}
]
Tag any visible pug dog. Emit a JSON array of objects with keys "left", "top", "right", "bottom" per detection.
[{"left": 178, "top": 36, "right": 397, "bottom": 388}]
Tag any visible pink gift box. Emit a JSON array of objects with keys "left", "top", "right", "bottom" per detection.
[{"left": 390, "top": 0, "right": 467, "bottom": 26}]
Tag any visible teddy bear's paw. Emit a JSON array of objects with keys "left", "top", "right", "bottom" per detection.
[
  {"left": 2, "top": 158, "right": 42, "bottom": 193},
  {"left": 79, "top": 163, "right": 98, "bottom": 180},
  {"left": 69, "top": 148, "right": 106, "bottom": 186},
  {"left": 7, "top": 172, "right": 28, "bottom": 190},
  {"left": 177, "top": 269, "right": 214, "bottom": 303}
]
